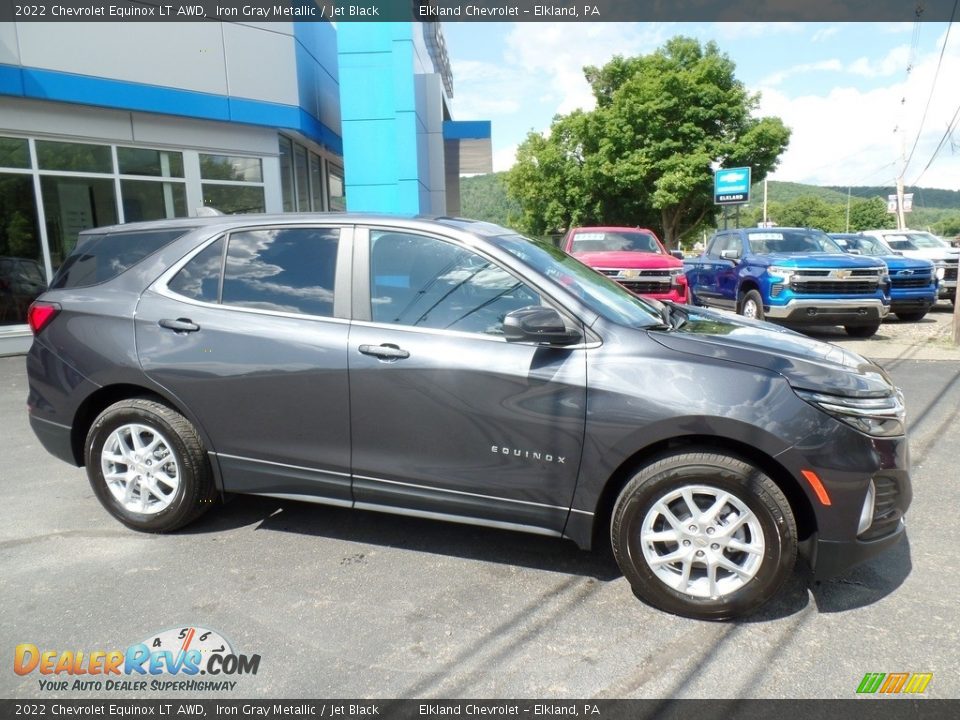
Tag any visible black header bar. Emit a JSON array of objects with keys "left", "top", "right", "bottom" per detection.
[{"left": 1, "top": 0, "right": 958, "bottom": 22}]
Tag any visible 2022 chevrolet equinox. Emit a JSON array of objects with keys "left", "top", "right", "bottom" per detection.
[{"left": 26, "top": 215, "right": 911, "bottom": 619}]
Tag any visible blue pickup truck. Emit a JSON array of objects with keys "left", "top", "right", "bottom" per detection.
[
  {"left": 829, "top": 233, "right": 937, "bottom": 322},
  {"left": 685, "top": 227, "right": 890, "bottom": 337}
]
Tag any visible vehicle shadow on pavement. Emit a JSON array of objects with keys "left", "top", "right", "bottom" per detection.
[
  {"left": 809, "top": 535, "right": 913, "bottom": 614},
  {"left": 182, "top": 493, "right": 624, "bottom": 581}
]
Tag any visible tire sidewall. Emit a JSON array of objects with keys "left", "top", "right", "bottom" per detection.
[
  {"left": 739, "top": 290, "right": 764, "bottom": 320},
  {"left": 85, "top": 403, "right": 196, "bottom": 532},
  {"left": 613, "top": 458, "right": 794, "bottom": 620}
]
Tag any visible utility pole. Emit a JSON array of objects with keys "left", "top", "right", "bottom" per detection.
[
  {"left": 896, "top": 132, "right": 907, "bottom": 230},
  {"left": 846, "top": 187, "right": 851, "bottom": 232},
  {"left": 763, "top": 179, "right": 768, "bottom": 226}
]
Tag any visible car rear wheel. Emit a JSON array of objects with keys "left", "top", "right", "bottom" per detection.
[
  {"left": 738, "top": 290, "right": 764, "bottom": 320},
  {"left": 894, "top": 311, "right": 927, "bottom": 322},
  {"left": 85, "top": 398, "right": 216, "bottom": 532},
  {"left": 611, "top": 451, "right": 797, "bottom": 620},
  {"left": 844, "top": 323, "right": 881, "bottom": 338}
]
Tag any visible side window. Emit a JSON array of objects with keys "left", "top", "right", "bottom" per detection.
[
  {"left": 369, "top": 231, "right": 543, "bottom": 336},
  {"left": 168, "top": 237, "right": 225, "bottom": 302},
  {"left": 221, "top": 227, "right": 339, "bottom": 317}
]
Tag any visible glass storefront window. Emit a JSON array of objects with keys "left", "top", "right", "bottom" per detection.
[
  {"left": 40, "top": 176, "right": 118, "bottom": 270},
  {"left": 0, "top": 173, "right": 44, "bottom": 326},
  {"left": 294, "top": 144, "right": 310, "bottom": 212},
  {"left": 0, "top": 137, "right": 30, "bottom": 169},
  {"left": 309, "top": 153, "right": 324, "bottom": 211},
  {"left": 121, "top": 180, "right": 188, "bottom": 222},
  {"left": 328, "top": 165, "right": 345, "bottom": 212},
  {"left": 118, "top": 148, "right": 185, "bottom": 178},
  {"left": 36, "top": 140, "right": 113, "bottom": 174},
  {"left": 199, "top": 154, "right": 263, "bottom": 183},
  {"left": 202, "top": 185, "right": 265, "bottom": 214},
  {"left": 279, "top": 137, "right": 294, "bottom": 212}
]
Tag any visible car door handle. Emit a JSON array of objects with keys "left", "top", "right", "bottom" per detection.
[
  {"left": 358, "top": 343, "right": 410, "bottom": 360},
  {"left": 158, "top": 318, "right": 200, "bottom": 333}
]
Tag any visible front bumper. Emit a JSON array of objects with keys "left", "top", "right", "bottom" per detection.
[
  {"left": 809, "top": 520, "right": 907, "bottom": 580},
  {"left": 764, "top": 297, "right": 889, "bottom": 325},
  {"left": 938, "top": 279, "right": 956, "bottom": 300}
]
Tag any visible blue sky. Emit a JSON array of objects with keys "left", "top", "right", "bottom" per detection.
[{"left": 442, "top": 22, "right": 960, "bottom": 191}]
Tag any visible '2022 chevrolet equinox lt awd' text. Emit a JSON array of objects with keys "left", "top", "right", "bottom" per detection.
[{"left": 26, "top": 215, "right": 911, "bottom": 619}]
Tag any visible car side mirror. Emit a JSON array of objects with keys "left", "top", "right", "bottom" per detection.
[
  {"left": 503, "top": 306, "right": 582, "bottom": 346},
  {"left": 847, "top": 249, "right": 861, "bottom": 254},
  {"left": 670, "top": 250, "right": 685, "bottom": 260},
  {"left": 720, "top": 249, "right": 741, "bottom": 260}
]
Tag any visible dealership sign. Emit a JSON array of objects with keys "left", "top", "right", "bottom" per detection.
[{"left": 714, "top": 167, "right": 752, "bottom": 205}]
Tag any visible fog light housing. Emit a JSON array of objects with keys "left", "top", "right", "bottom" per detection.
[{"left": 857, "top": 479, "right": 876, "bottom": 536}]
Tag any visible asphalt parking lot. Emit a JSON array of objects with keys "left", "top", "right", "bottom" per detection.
[{"left": 2, "top": 305, "right": 959, "bottom": 700}]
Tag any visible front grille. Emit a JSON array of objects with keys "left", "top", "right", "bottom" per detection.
[
  {"left": 619, "top": 280, "right": 670, "bottom": 294},
  {"left": 891, "top": 276, "right": 933, "bottom": 288},
  {"left": 945, "top": 266, "right": 958, "bottom": 282},
  {"left": 792, "top": 281, "right": 879, "bottom": 295},
  {"left": 860, "top": 476, "right": 904, "bottom": 541},
  {"left": 793, "top": 268, "right": 881, "bottom": 278}
]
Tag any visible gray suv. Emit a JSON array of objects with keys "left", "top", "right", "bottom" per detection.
[{"left": 26, "top": 215, "right": 911, "bottom": 619}]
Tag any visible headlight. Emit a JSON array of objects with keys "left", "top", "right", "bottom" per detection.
[
  {"left": 768, "top": 265, "right": 794, "bottom": 283},
  {"left": 668, "top": 267, "right": 685, "bottom": 285},
  {"left": 936, "top": 266, "right": 946, "bottom": 280},
  {"left": 794, "top": 388, "right": 906, "bottom": 437}
]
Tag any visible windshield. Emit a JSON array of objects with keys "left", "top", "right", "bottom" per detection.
[
  {"left": 570, "top": 230, "right": 663, "bottom": 254},
  {"left": 885, "top": 232, "right": 948, "bottom": 250},
  {"left": 493, "top": 235, "right": 665, "bottom": 329},
  {"left": 746, "top": 229, "right": 844, "bottom": 254},
  {"left": 835, "top": 235, "right": 891, "bottom": 256}
]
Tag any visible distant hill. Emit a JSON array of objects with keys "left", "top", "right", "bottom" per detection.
[{"left": 459, "top": 173, "right": 960, "bottom": 231}]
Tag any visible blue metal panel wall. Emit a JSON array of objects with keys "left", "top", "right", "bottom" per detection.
[{"left": 337, "top": 22, "right": 429, "bottom": 214}]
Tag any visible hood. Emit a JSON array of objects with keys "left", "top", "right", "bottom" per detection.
[
  {"left": 649, "top": 305, "right": 894, "bottom": 397},
  {"left": 574, "top": 250, "right": 681, "bottom": 269},
  {"left": 895, "top": 248, "right": 960, "bottom": 262},
  {"left": 882, "top": 255, "right": 935, "bottom": 271},
  {"left": 748, "top": 253, "right": 886, "bottom": 270}
]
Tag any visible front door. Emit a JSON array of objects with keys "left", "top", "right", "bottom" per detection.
[{"left": 347, "top": 228, "right": 587, "bottom": 534}]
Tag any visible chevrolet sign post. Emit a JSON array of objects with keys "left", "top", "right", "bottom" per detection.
[{"left": 714, "top": 167, "right": 752, "bottom": 205}]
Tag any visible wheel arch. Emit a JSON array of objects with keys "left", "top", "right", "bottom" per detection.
[
  {"left": 70, "top": 384, "right": 215, "bottom": 473},
  {"left": 584, "top": 434, "right": 817, "bottom": 553}
]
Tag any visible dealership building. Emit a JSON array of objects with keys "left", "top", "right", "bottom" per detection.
[{"left": 0, "top": 20, "right": 491, "bottom": 355}]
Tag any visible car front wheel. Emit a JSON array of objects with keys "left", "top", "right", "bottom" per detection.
[
  {"left": 738, "top": 290, "right": 765, "bottom": 320},
  {"left": 85, "top": 398, "right": 216, "bottom": 532},
  {"left": 611, "top": 451, "right": 797, "bottom": 620}
]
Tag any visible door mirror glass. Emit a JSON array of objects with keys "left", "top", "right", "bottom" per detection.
[
  {"left": 503, "top": 306, "right": 581, "bottom": 346},
  {"left": 720, "top": 249, "right": 740, "bottom": 260}
]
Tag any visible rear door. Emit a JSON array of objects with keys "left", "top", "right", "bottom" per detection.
[
  {"left": 135, "top": 224, "right": 353, "bottom": 504},
  {"left": 347, "top": 226, "right": 588, "bottom": 535}
]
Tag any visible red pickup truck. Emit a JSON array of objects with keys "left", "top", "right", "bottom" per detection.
[{"left": 561, "top": 226, "right": 688, "bottom": 303}]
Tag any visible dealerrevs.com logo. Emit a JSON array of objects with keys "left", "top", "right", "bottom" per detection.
[
  {"left": 857, "top": 672, "right": 933, "bottom": 695},
  {"left": 14, "top": 626, "right": 260, "bottom": 692}
]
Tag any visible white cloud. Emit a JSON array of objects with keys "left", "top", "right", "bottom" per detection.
[
  {"left": 755, "top": 29, "right": 960, "bottom": 190},
  {"left": 760, "top": 59, "right": 843, "bottom": 87},
  {"left": 847, "top": 45, "right": 912, "bottom": 78},
  {"left": 492, "top": 144, "right": 518, "bottom": 173},
  {"left": 811, "top": 26, "right": 840, "bottom": 43}
]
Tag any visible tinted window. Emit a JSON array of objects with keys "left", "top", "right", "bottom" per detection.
[
  {"left": 369, "top": 231, "right": 542, "bottom": 335},
  {"left": 168, "top": 237, "right": 225, "bottom": 303},
  {"left": 221, "top": 227, "right": 339, "bottom": 317},
  {"left": 50, "top": 228, "right": 193, "bottom": 289},
  {"left": 709, "top": 234, "right": 740, "bottom": 256},
  {"left": 745, "top": 229, "right": 841, "bottom": 254}
]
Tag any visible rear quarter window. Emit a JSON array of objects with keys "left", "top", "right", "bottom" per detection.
[{"left": 50, "top": 228, "right": 195, "bottom": 289}]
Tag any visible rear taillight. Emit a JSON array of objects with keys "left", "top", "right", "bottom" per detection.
[{"left": 27, "top": 301, "right": 60, "bottom": 334}]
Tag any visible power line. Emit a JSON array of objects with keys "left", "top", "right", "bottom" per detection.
[
  {"left": 903, "top": 5, "right": 959, "bottom": 176},
  {"left": 911, "top": 101, "right": 960, "bottom": 185}
]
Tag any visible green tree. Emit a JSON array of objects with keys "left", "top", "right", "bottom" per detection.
[
  {"left": 848, "top": 197, "right": 894, "bottom": 231},
  {"left": 773, "top": 196, "right": 845, "bottom": 231},
  {"left": 506, "top": 37, "right": 791, "bottom": 247}
]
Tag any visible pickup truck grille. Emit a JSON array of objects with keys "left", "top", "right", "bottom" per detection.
[
  {"left": 945, "top": 264, "right": 958, "bottom": 282},
  {"left": 790, "top": 267, "right": 883, "bottom": 295},
  {"left": 597, "top": 268, "right": 673, "bottom": 294},
  {"left": 891, "top": 275, "right": 933, "bottom": 288}
]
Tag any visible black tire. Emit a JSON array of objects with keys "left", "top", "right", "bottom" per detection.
[
  {"left": 844, "top": 323, "right": 881, "bottom": 338},
  {"left": 611, "top": 451, "right": 797, "bottom": 620},
  {"left": 894, "top": 311, "right": 927, "bottom": 322},
  {"left": 738, "top": 289, "right": 765, "bottom": 321},
  {"left": 85, "top": 398, "right": 216, "bottom": 532}
]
